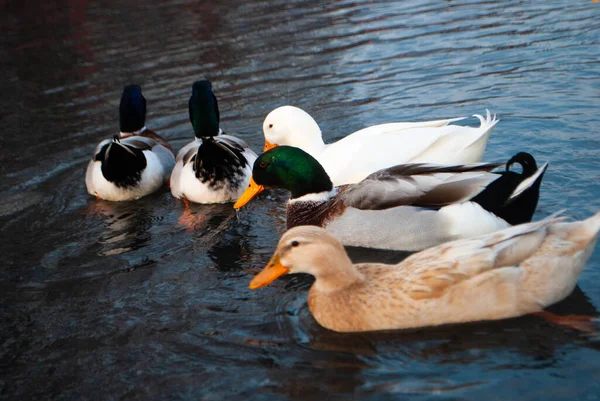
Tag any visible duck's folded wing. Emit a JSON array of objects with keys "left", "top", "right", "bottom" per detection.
[
  {"left": 123, "top": 136, "right": 175, "bottom": 175},
  {"left": 140, "top": 129, "right": 174, "bottom": 152},
  {"left": 181, "top": 146, "right": 198, "bottom": 165},
  {"left": 341, "top": 163, "right": 503, "bottom": 210},
  {"left": 91, "top": 139, "right": 111, "bottom": 159},
  {"left": 217, "top": 134, "right": 253, "bottom": 152},
  {"left": 398, "top": 213, "right": 566, "bottom": 301},
  {"left": 176, "top": 140, "right": 201, "bottom": 162},
  {"left": 320, "top": 128, "right": 452, "bottom": 185},
  {"left": 348, "top": 117, "right": 467, "bottom": 138},
  {"left": 121, "top": 136, "right": 155, "bottom": 151},
  {"left": 215, "top": 135, "right": 258, "bottom": 165}
]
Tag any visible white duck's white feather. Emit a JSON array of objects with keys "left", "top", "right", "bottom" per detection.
[
  {"left": 263, "top": 106, "right": 499, "bottom": 186},
  {"left": 406, "top": 110, "right": 498, "bottom": 164}
]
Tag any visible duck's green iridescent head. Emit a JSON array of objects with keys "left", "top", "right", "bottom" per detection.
[
  {"left": 189, "top": 80, "right": 220, "bottom": 137},
  {"left": 234, "top": 146, "right": 333, "bottom": 209}
]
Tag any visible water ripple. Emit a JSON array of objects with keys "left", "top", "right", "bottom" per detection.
[{"left": 1, "top": 0, "right": 600, "bottom": 399}]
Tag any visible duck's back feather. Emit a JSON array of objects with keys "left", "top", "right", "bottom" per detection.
[
  {"left": 407, "top": 111, "right": 498, "bottom": 165},
  {"left": 192, "top": 137, "right": 248, "bottom": 186},
  {"left": 319, "top": 112, "right": 499, "bottom": 186},
  {"left": 121, "top": 128, "right": 174, "bottom": 153},
  {"left": 310, "top": 212, "right": 600, "bottom": 331},
  {"left": 170, "top": 135, "right": 257, "bottom": 203},
  {"left": 342, "top": 162, "right": 503, "bottom": 210}
]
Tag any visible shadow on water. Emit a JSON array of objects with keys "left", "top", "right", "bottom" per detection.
[
  {"left": 1, "top": 0, "right": 600, "bottom": 399},
  {"left": 89, "top": 200, "right": 156, "bottom": 256}
]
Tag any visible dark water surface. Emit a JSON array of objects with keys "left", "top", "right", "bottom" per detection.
[{"left": 2, "top": 1, "right": 600, "bottom": 399}]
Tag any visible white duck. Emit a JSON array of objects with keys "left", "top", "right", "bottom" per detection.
[{"left": 262, "top": 105, "right": 499, "bottom": 186}]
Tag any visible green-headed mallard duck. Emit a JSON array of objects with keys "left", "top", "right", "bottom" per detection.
[{"left": 234, "top": 146, "right": 547, "bottom": 251}]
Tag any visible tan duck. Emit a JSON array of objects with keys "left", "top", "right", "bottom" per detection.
[{"left": 249, "top": 212, "right": 600, "bottom": 332}]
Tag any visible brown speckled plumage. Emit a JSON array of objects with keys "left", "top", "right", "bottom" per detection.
[{"left": 286, "top": 188, "right": 348, "bottom": 229}]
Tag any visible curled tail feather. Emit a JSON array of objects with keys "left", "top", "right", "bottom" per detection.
[{"left": 465, "top": 109, "right": 499, "bottom": 149}]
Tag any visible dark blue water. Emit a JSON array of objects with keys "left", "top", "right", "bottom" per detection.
[{"left": 1, "top": 1, "right": 599, "bottom": 399}]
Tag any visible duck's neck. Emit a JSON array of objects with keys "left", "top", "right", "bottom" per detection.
[
  {"left": 312, "top": 252, "right": 364, "bottom": 293},
  {"left": 285, "top": 166, "right": 333, "bottom": 199},
  {"left": 195, "top": 128, "right": 223, "bottom": 139},
  {"left": 120, "top": 126, "right": 147, "bottom": 137},
  {"left": 293, "top": 130, "right": 326, "bottom": 159},
  {"left": 286, "top": 189, "right": 339, "bottom": 229}
]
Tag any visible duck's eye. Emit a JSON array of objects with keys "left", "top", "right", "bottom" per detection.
[
  {"left": 258, "top": 161, "right": 267, "bottom": 168},
  {"left": 268, "top": 124, "right": 273, "bottom": 129},
  {"left": 291, "top": 240, "right": 299, "bottom": 247}
]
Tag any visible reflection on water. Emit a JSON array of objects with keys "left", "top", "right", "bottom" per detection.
[
  {"left": 1, "top": 0, "right": 600, "bottom": 399},
  {"left": 90, "top": 200, "right": 155, "bottom": 255},
  {"left": 247, "top": 286, "right": 600, "bottom": 399}
]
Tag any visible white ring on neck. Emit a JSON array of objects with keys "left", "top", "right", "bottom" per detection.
[{"left": 120, "top": 126, "right": 147, "bottom": 136}]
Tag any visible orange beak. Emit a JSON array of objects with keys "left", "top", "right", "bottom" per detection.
[
  {"left": 249, "top": 254, "right": 290, "bottom": 289},
  {"left": 233, "top": 177, "right": 265, "bottom": 209},
  {"left": 263, "top": 140, "right": 278, "bottom": 152}
]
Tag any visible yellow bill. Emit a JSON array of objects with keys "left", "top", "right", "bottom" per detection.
[
  {"left": 233, "top": 177, "right": 265, "bottom": 209},
  {"left": 249, "top": 254, "right": 289, "bottom": 289},
  {"left": 263, "top": 140, "right": 278, "bottom": 152}
]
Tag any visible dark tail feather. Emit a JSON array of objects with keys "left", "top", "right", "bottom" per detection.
[
  {"left": 192, "top": 137, "right": 247, "bottom": 185},
  {"left": 471, "top": 152, "right": 547, "bottom": 225},
  {"left": 506, "top": 152, "right": 538, "bottom": 176}
]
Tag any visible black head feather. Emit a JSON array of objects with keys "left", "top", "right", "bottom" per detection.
[
  {"left": 119, "top": 85, "right": 147, "bottom": 133},
  {"left": 189, "top": 80, "right": 220, "bottom": 138}
]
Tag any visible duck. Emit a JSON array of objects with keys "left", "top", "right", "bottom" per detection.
[
  {"left": 262, "top": 105, "right": 499, "bottom": 186},
  {"left": 249, "top": 212, "right": 600, "bottom": 332},
  {"left": 234, "top": 146, "right": 547, "bottom": 251},
  {"left": 170, "top": 80, "right": 257, "bottom": 204},
  {"left": 85, "top": 85, "right": 175, "bottom": 201}
]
